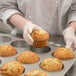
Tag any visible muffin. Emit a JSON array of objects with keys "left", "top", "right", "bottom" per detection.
[
  {"left": 0, "top": 45, "right": 17, "bottom": 57},
  {"left": 31, "top": 29, "right": 49, "bottom": 48},
  {"left": 24, "top": 69, "right": 48, "bottom": 76},
  {"left": 40, "top": 58, "right": 63, "bottom": 72},
  {"left": 16, "top": 51, "right": 39, "bottom": 64},
  {"left": 0, "top": 61, "right": 24, "bottom": 76},
  {"left": 53, "top": 47, "right": 74, "bottom": 60}
]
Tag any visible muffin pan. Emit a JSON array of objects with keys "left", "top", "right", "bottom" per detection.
[
  {"left": 0, "top": 33, "right": 76, "bottom": 76},
  {"left": 30, "top": 46, "right": 51, "bottom": 53},
  {"left": 11, "top": 40, "right": 29, "bottom": 48},
  {"left": 0, "top": 36, "right": 12, "bottom": 43}
]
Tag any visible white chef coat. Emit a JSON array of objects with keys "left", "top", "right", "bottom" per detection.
[{"left": 0, "top": 0, "right": 76, "bottom": 35}]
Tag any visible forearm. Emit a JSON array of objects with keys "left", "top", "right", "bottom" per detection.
[
  {"left": 68, "top": 21, "right": 76, "bottom": 32},
  {"left": 9, "top": 13, "right": 29, "bottom": 30}
]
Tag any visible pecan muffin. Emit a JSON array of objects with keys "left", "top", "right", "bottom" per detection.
[
  {"left": 53, "top": 47, "right": 74, "bottom": 60},
  {"left": 31, "top": 29, "right": 49, "bottom": 48},
  {"left": 0, "top": 61, "right": 24, "bottom": 76},
  {"left": 40, "top": 58, "right": 63, "bottom": 72},
  {"left": 24, "top": 69, "right": 48, "bottom": 76},
  {"left": 0, "top": 45, "right": 17, "bottom": 57},
  {"left": 16, "top": 51, "right": 39, "bottom": 64}
]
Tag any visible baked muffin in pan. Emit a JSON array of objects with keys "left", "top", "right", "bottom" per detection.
[
  {"left": 16, "top": 51, "right": 39, "bottom": 64},
  {"left": 0, "top": 61, "right": 24, "bottom": 76},
  {"left": 0, "top": 45, "right": 17, "bottom": 57},
  {"left": 40, "top": 58, "right": 63, "bottom": 72},
  {"left": 24, "top": 69, "right": 48, "bottom": 76},
  {"left": 53, "top": 47, "right": 74, "bottom": 60}
]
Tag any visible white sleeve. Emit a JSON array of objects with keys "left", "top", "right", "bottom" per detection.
[
  {"left": 68, "top": 0, "right": 76, "bottom": 24},
  {"left": 1, "top": 9, "right": 22, "bottom": 30},
  {"left": 0, "top": 0, "right": 23, "bottom": 31},
  {"left": 68, "top": 12, "right": 76, "bottom": 24}
]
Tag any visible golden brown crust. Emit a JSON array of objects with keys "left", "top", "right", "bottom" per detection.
[
  {"left": 53, "top": 47, "right": 74, "bottom": 60},
  {"left": 0, "top": 45, "right": 17, "bottom": 57},
  {"left": 31, "top": 29, "right": 49, "bottom": 48},
  {"left": 33, "top": 39, "right": 48, "bottom": 48},
  {"left": 24, "top": 69, "right": 48, "bottom": 76},
  {"left": 31, "top": 29, "right": 49, "bottom": 41},
  {"left": 0, "top": 61, "right": 24, "bottom": 76},
  {"left": 40, "top": 58, "right": 63, "bottom": 72},
  {"left": 16, "top": 51, "right": 39, "bottom": 64}
]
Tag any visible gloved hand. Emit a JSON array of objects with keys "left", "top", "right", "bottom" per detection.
[
  {"left": 63, "top": 27, "right": 76, "bottom": 50},
  {"left": 23, "top": 21, "right": 44, "bottom": 45}
]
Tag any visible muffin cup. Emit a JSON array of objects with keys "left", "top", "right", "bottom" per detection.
[{"left": 33, "top": 39, "right": 48, "bottom": 48}]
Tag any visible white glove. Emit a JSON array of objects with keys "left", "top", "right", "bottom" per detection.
[
  {"left": 63, "top": 27, "right": 76, "bottom": 50},
  {"left": 23, "top": 21, "right": 44, "bottom": 45}
]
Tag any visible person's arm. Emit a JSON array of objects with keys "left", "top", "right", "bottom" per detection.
[
  {"left": 68, "top": 21, "right": 76, "bottom": 30},
  {"left": 63, "top": 0, "right": 76, "bottom": 50},
  {"left": 9, "top": 13, "right": 29, "bottom": 30},
  {"left": 9, "top": 13, "right": 45, "bottom": 45},
  {"left": 0, "top": 0, "right": 45, "bottom": 45},
  {"left": 0, "top": 0, "right": 23, "bottom": 30}
]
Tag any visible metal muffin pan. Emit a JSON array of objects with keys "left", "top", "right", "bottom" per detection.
[
  {"left": 0, "top": 33, "right": 76, "bottom": 76},
  {"left": 0, "top": 36, "right": 12, "bottom": 43},
  {"left": 11, "top": 40, "right": 29, "bottom": 48}
]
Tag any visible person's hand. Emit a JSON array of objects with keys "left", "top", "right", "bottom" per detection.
[
  {"left": 63, "top": 27, "right": 76, "bottom": 50},
  {"left": 23, "top": 21, "right": 44, "bottom": 45}
]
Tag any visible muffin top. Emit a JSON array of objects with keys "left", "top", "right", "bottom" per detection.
[
  {"left": 0, "top": 61, "right": 24, "bottom": 76},
  {"left": 16, "top": 51, "right": 39, "bottom": 64},
  {"left": 40, "top": 58, "right": 63, "bottom": 72},
  {"left": 24, "top": 69, "right": 48, "bottom": 76},
  {"left": 53, "top": 47, "right": 74, "bottom": 60},
  {"left": 31, "top": 29, "right": 49, "bottom": 41},
  {"left": 0, "top": 45, "right": 17, "bottom": 57}
]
